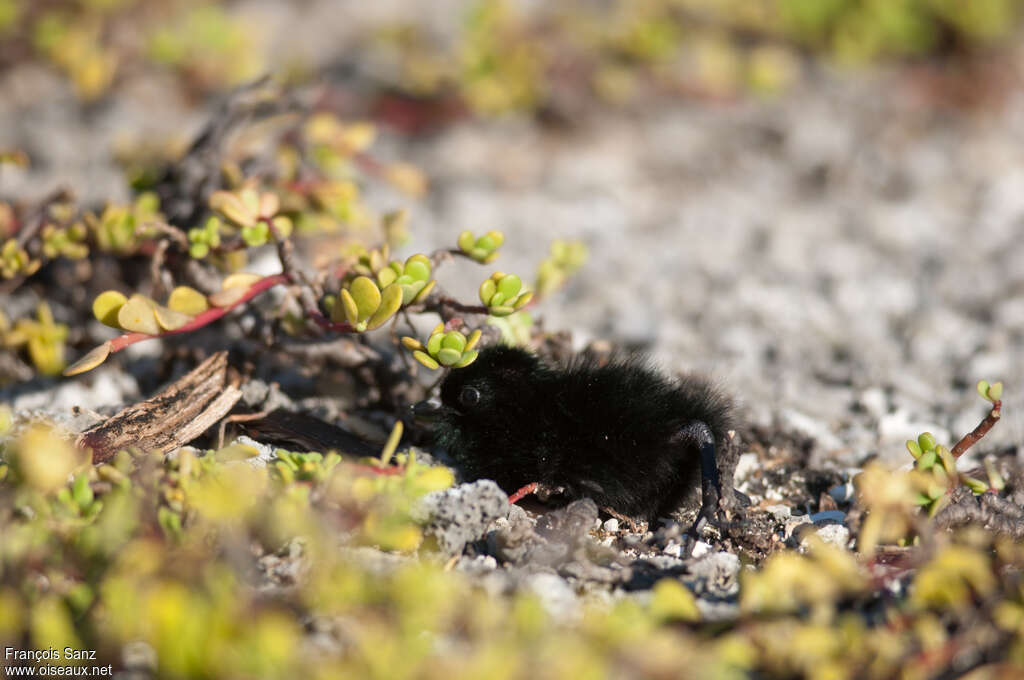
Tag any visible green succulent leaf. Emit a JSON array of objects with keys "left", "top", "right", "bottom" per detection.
[
  {"left": 988, "top": 382, "right": 1003, "bottom": 402},
  {"left": 985, "top": 458, "right": 1005, "bottom": 491},
  {"left": 441, "top": 331, "right": 467, "bottom": 353},
  {"left": 918, "top": 432, "right": 937, "bottom": 453},
  {"left": 918, "top": 450, "right": 937, "bottom": 470},
  {"left": 413, "top": 279, "right": 436, "bottom": 304},
  {"left": 153, "top": 304, "right": 191, "bottom": 332},
  {"left": 513, "top": 292, "right": 533, "bottom": 309},
  {"left": 71, "top": 474, "right": 93, "bottom": 509},
  {"left": 453, "top": 350, "right": 479, "bottom": 368},
  {"left": 479, "top": 278, "right": 497, "bottom": 305},
  {"left": 92, "top": 291, "right": 127, "bottom": 328},
  {"left": 413, "top": 350, "right": 439, "bottom": 370},
  {"left": 437, "top": 348, "right": 463, "bottom": 366},
  {"left": 404, "top": 255, "right": 431, "bottom": 281},
  {"left": 338, "top": 289, "right": 360, "bottom": 326},
  {"left": 349, "top": 276, "right": 382, "bottom": 323},
  {"left": 937, "top": 446, "right": 956, "bottom": 474},
  {"left": 427, "top": 332, "right": 444, "bottom": 356},
  {"left": 117, "top": 295, "right": 160, "bottom": 335},
  {"left": 167, "top": 287, "right": 209, "bottom": 316},
  {"left": 496, "top": 273, "right": 521, "bottom": 298},
  {"left": 963, "top": 476, "right": 989, "bottom": 495},
  {"left": 365, "top": 282, "right": 402, "bottom": 330}
]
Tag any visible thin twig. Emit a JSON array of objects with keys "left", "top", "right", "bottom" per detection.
[
  {"left": 951, "top": 399, "right": 1002, "bottom": 458},
  {"left": 217, "top": 408, "right": 273, "bottom": 449}
]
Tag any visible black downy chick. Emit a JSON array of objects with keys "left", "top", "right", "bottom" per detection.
[{"left": 428, "top": 345, "right": 735, "bottom": 528}]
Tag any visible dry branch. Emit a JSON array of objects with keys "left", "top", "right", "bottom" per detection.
[{"left": 77, "top": 352, "right": 241, "bottom": 463}]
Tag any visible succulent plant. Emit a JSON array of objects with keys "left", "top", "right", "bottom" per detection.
[
  {"left": 41, "top": 222, "right": 89, "bottom": 260},
  {"left": 478, "top": 271, "right": 532, "bottom": 316},
  {"left": 457, "top": 230, "right": 504, "bottom": 263},
  {"left": 535, "top": 239, "right": 587, "bottom": 298},
  {"left": 187, "top": 216, "right": 223, "bottom": 259},
  {"left": 333, "top": 276, "right": 403, "bottom": 331},
  {"left": 0, "top": 238, "right": 40, "bottom": 279},
  {"left": 402, "top": 323, "right": 482, "bottom": 370},
  {"left": 977, "top": 379, "right": 1004, "bottom": 403},
  {"left": 272, "top": 449, "right": 343, "bottom": 484},
  {"left": 376, "top": 253, "right": 436, "bottom": 305},
  {"left": 906, "top": 379, "right": 1006, "bottom": 515},
  {"left": 87, "top": 192, "right": 162, "bottom": 254},
  {"left": 3, "top": 302, "right": 68, "bottom": 376},
  {"left": 210, "top": 187, "right": 293, "bottom": 246}
]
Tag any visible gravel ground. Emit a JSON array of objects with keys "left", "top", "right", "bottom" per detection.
[{"left": 3, "top": 0, "right": 1024, "bottom": 618}]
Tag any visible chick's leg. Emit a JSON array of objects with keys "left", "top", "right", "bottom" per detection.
[{"left": 676, "top": 420, "right": 725, "bottom": 535}]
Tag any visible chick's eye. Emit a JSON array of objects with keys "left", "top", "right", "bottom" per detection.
[{"left": 459, "top": 386, "right": 481, "bottom": 407}]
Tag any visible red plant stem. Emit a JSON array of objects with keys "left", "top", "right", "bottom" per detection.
[
  {"left": 108, "top": 274, "right": 290, "bottom": 354},
  {"left": 308, "top": 310, "right": 354, "bottom": 333},
  {"left": 348, "top": 463, "right": 404, "bottom": 476},
  {"left": 951, "top": 400, "right": 1002, "bottom": 458},
  {"left": 508, "top": 482, "right": 539, "bottom": 505}
]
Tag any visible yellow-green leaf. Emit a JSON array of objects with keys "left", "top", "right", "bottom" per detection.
[
  {"left": 92, "top": 291, "right": 127, "bottom": 328},
  {"left": 210, "top": 191, "right": 255, "bottom": 227},
  {"left": 349, "top": 276, "right": 381, "bottom": 323},
  {"left": 413, "top": 350, "right": 439, "bottom": 370},
  {"left": 479, "top": 278, "right": 497, "bottom": 304},
  {"left": 366, "top": 282, "right": 402, "bottom": 330},
  {"left": 437, "top": 348, "right": 462, "bottom": 366},
  {"left": 649, "top": 579, "right": 700, "bottom": 622},
  {"left": 153, "top": 305, "right": 191, "bottom": 332},
  {"left": 453, "top": 350, "right": 478, "bottom": 368},
  {"left": 167, "top": 286, "right": 208, "bottom": 315},
  {"left": 117, "top": 295, "right": 160, "bottom": 335},
  {"left": 208, "top": 286, "right": 249, "bottom": 308},
  {"left": 413, "top": 279, "right": 436, "bottom": 304},
  {"left": 63, "top": 342, "right": 112, "bottom": 376},
  {"left": 222, "top": 273, "right": 261, "bottom": 290},
  {"left": 339, "top": 289, "right": 359, "bottom": 325}
]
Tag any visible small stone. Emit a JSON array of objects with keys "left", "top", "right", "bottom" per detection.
[
  {"left": 784, "top": 515, "right": 812, "bottom": 539},
  {"left": 765, "top": 504, "right": 791, "bottom": 522},
  {"left": 808, "top": 510, "right": 846, "bottom": 526},
  {"left": 419, "top": 480, "right": 510, "bottom": 556},
  {"left": 858, "top": 387, "right": 888, "bottom": 419},
  {"left": 663, "top": 541, "right": 683, "bottom": 558},
  {"left": 779, "top": 408, "right": 844, "bottom": 450},
  {"left": 688, "top": 552, "right": 741, "bottom": 598},
  {"left": 602, "top": 518, "right": 619, "bottom": 532},
  {"left": 456, "top": 554, "right": 498, "bottom": 574},
  {"left": 734, "top": 452, "right": 760, "bottom": 481},
  {"left": 233, "top": 435, "right": 277, "bottom": 468},
  {"left": 526, "top": 572, "right": 579, "bottom": 620},
  {"left": 691, "top": 541, "right": 712, "bottom": 559},
  {"left": 828, "top": 483, "right": 855, "bottom": 504},
  {"left": 810, "top": 523, "right": 851, "bottom": 549}
]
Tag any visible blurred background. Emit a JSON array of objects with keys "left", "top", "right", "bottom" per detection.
[{"left": 3, "top": 0, "right": 1024, "bottom": 465}]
